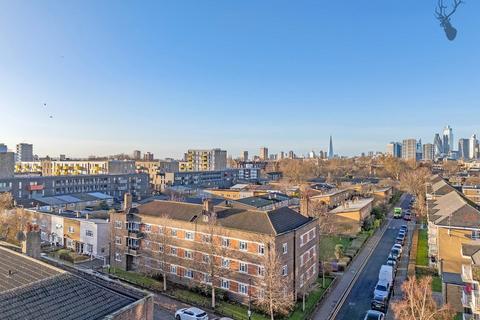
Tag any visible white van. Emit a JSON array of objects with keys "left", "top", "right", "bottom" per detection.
[{"left": 378, "top": 265, "right": 393, "bottom": 287}]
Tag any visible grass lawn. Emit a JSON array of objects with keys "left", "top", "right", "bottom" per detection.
[
  {"left": 289, "top": 277, "right": 334, "bottom": 320},
  {"left": 109, "top": 267, "right": 163, "bottom": 290},
  {"left": 318, "top": 235, "right": 352, "bottom": 261},
  {"left": 416, "top": 229, "right": 429, "bottom": 266},
  {"left": 431, "top": 275, "right": 442, "bottom": 292}
]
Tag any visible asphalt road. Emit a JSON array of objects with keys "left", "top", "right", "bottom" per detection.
[{"left": 333, "top": 195, "right": 412, "bottom": 320}]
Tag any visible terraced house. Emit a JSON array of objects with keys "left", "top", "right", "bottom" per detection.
[
  {"left": 426, "top": 175, "right": 480, "bottom": 316},
  {"left": 110, "top": 197, "right": 319, "bottom": 304}
]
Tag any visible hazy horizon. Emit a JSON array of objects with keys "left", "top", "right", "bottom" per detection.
[{"left": 1, "top": 1, "right": 479, "bottom": 158}]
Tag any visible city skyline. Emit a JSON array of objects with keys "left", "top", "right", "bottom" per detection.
[{"left": 1, "top": 1, "right": 480, "bottom": 158}]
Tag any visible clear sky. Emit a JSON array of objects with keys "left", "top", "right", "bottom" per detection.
[{"left": 0, "top": 1, "right": 479, "bottom": 159}]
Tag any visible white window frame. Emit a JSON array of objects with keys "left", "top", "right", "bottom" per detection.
[
  {"left": 258, "top": 244, "right": 265, "bottom": 255},
  {"left": 170, "top": 265, "right": 177, "bottom": 274},
  {"left": 239, "top": 262, "right": 247, "bottom": 273},
  {"left": 115, "top": 220, "right": 123, "bottom": 229},
  {"left": 114, "top": 252, "right": 122, "bottom": 262},
  {"left": 239, "top": 241, "right": 248, "bottom": 251},
  {"left": 221, "top": 279, "right": 229, "bottom": 289},
  {"left": 239, "top": 283, "right": 248, "bottom": 295},
  {"left": 282, "top": 265, "right": 288, "bottom": 276},
  {"left": 115, "top": 236, "right": 121, "bottom": 245},
  {"left": 185, "top": 231, "right": 194, "bottom": 240},
  {"left": 282, "top": 243, "right": 288, "bottom": 254}
]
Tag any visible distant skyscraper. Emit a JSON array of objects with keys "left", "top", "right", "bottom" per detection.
[
  {"left": 386, "top": 142, "right": 402, "bottom": 158},
  {"left": 277, "top": 151, "right": 285, "bottom": 160},
  {"left": 16, "top": 143, "right": 33, "bottom": 162},
  {"left": 402, "top": 139, "right": 417, "bottom": 161},
  {"left": 433, "top": 133, "right": 443, "bottom": 158},
  {"left": 143, "top": 152, "right": 154, "bottom": 161},
  {"left": 133, "top": 150, "right": 141, "bottom": 160},
  {"left": 288, "top": 150, "right": 295, "bottom": 159},
  {"left": 308, "top": 150, "right": 316, "bottom": 159},
  {"left": 0, "top": 143, "right": 7, "bottom": 153},
  {"left": 242, "top": 151, "right": 248, "bottom": 161},
  {"left": 423, "top": 143, "right": 434, "bottom": 161},
  {"left": 0, "top": 151, "right": 15, "bottom": 178},
  {"left": 470, "top": 134, "right": 478, "bottom": 160},
  {"left": 443, "top": 125, "right": 454, "bottom": 154},
  {"left": 328, "top": 135, "right": 334, "bottom": 159},
  {"left": 458, "top": 138, "right": 470, "bottom": 159},
  {"left": 259, "top": 147, "right": 268, "bottom": 160}
]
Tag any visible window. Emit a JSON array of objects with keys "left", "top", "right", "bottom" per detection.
[
  {"left": 115, "top": 252, "right": 122, "bottom": 262},
  {"left": 170, "top": 265, "right": 177, "bottom": 274},
  {"left": 158, "top": 226, "right": 164, "bottom": 234},
  {"left": 221, "top": 279, "right": 229, "bottom": 289},
  {"left": 68, "top": 226, "right": 74, "bottom": 233},
  {"left": 115, "top": 220, "right": 122, "bottom": 229},
  {"left": 115, "top": 236, "right": 122, "bottom": 245},
  {"left": 171, "top": 229, "right": 177, "bottom": 237},
  {"left": 204, "top": 274, "right": 211, "bottom": 283},
  {"left": 239, "top": 284, "right": 248, "bottom": 295},
  {"left": 202, "top": 234, "right": 211, "bottom": 243},
  {"left": 282, "top": 243, "right": 288, "bottom": 254},
  {"left": 258, "top": 266, "right": 265, "bottom": 276},
  {"left": 473, "top": 230, "right": 480, "bottom": 240},
  {"left": 184, "top": 250, "right": 193, "bottom": 259},
  {"left": 85, "top": 230, "right": 94, "bottom": 237},
  {"left": 144, "top": 224, "right": 152, "bottom": 232},
  {"left": 282, "top": 265, "right": 288, "bottom": 276},
  {"left": 239, "top": 241, "right": 248, "bottom": 251},
  {"left": 171, "top": 247, "right": 177, "bottom": 256},
  {"left": 185, "top": 231, "right": 194, "bottom": 240},
  {"left": 186, "top": 269, "right": 194, "bottom": 278},
  {"left": 203, "top": 254, "right": 210, "bottom": 263},
  {"left": 222, "top": 258, "right": 230, "bottom": 269},
  {"left": 158, "top": 244, "right": 164, "bottom": 253},
  {"left": 258, "top": 244, "right": 265, "bottom": 255},
  {"left": 239, "top": 262, "right": 247, "bottom": 273},
  {"left": 300, "top": 274, "right": 305, "bottom": 288},
  {"left": 222, "top": 237, "right": 230, "bottom": 247}
]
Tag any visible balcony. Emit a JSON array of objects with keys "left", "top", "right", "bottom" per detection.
[
  {"left": 126, "top": 248, "right": 141, "bottom": 256},
  {"left": 463, "top": 265, "right": 474, "bottom": 283},
  {"left": 128, "top": 231, "right": 144, "bottom": 239}
]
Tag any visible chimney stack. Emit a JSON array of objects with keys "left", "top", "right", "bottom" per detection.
[
  {"left": 203, "top": 198, "right": 214, "bottom": 214},
  {"left": 123, "top": 193, "right": 132, "bottom": 212},
  {"left": 21, "top": 223, "right": 41, "bottom": 259}
]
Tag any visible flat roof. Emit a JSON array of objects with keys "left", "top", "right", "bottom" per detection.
[{"left": 329, "top": 198, "right": 374, "bottom": 213}]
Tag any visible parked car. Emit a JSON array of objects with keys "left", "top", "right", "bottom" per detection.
[
  {"left": 389, "top": 248, "right": 401, "bottom": 261},
  {"left": 400, "top": 225, "right": 408, "bottom": 234},
  {"left": 395, "top": 233, "right": 405, "bottom": 245},
  {"left": 364, "top": 309, "right": 385, "bottom": 319},
  {"left": 378, "top": 265, "right": 394, "bottom": 287},
  {"left": 386, "top": 258, "right": 397, "bottom": 272},
  {"left": 374, "top": 279, "right": 391, "bottom": 300},
  {"left": 404, "top": 213, "right": 412, "bottom": 221},
  {"left": 175, "top": 307, "right": 209, "bottom": 320},
  {"left": 392, "top": 243, "right": 403, "bottom": 254}
]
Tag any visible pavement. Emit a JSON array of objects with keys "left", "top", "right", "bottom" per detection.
[{"left": 313, "top": 194, "right": 412, "bottom": 320}]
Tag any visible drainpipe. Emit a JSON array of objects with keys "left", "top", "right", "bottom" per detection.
[{"left": 293, "top": 229, "right": 297, "bottom": 300}]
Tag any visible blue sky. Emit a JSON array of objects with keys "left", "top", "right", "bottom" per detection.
[{"left": 0, "top": 1, "right": 479, "bottom": 159}]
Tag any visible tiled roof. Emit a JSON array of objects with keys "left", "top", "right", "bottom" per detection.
[
  {"left": 136, "top": 200, "right": 313, "bottom": 235},
  {"left": 428, "top": 176, "right": 480, "bottom": 229},
  {"left": 0, "top": 247, "right": 144, "bottom": 320}
]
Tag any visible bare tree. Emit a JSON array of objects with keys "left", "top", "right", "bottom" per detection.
[
  {"left": 391, "top": 276, "right": 454, "bottom": 320},
  {"left": 382, "top": 156, "right": 407, "bottom": 180},
  {"left": 0, "top": 192, "right": 13, "bottom": 210},
  {"left": 279, "top": 159, "right": 317, "bottom": 185},
  {"left": 143, "top": 215, "right": 174, "bottom": 291},
  {"left": 254, "top": 235, "right": 295, "bottom": 320},
  {"left": 197, "top": 211, "right": 230, "bottom": 309},
  {"left": 442, "top": 160, "right": 460, "bottom": 177},
  {"left": 400, "top": 167, "right": 431, "bottom": 218}
]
